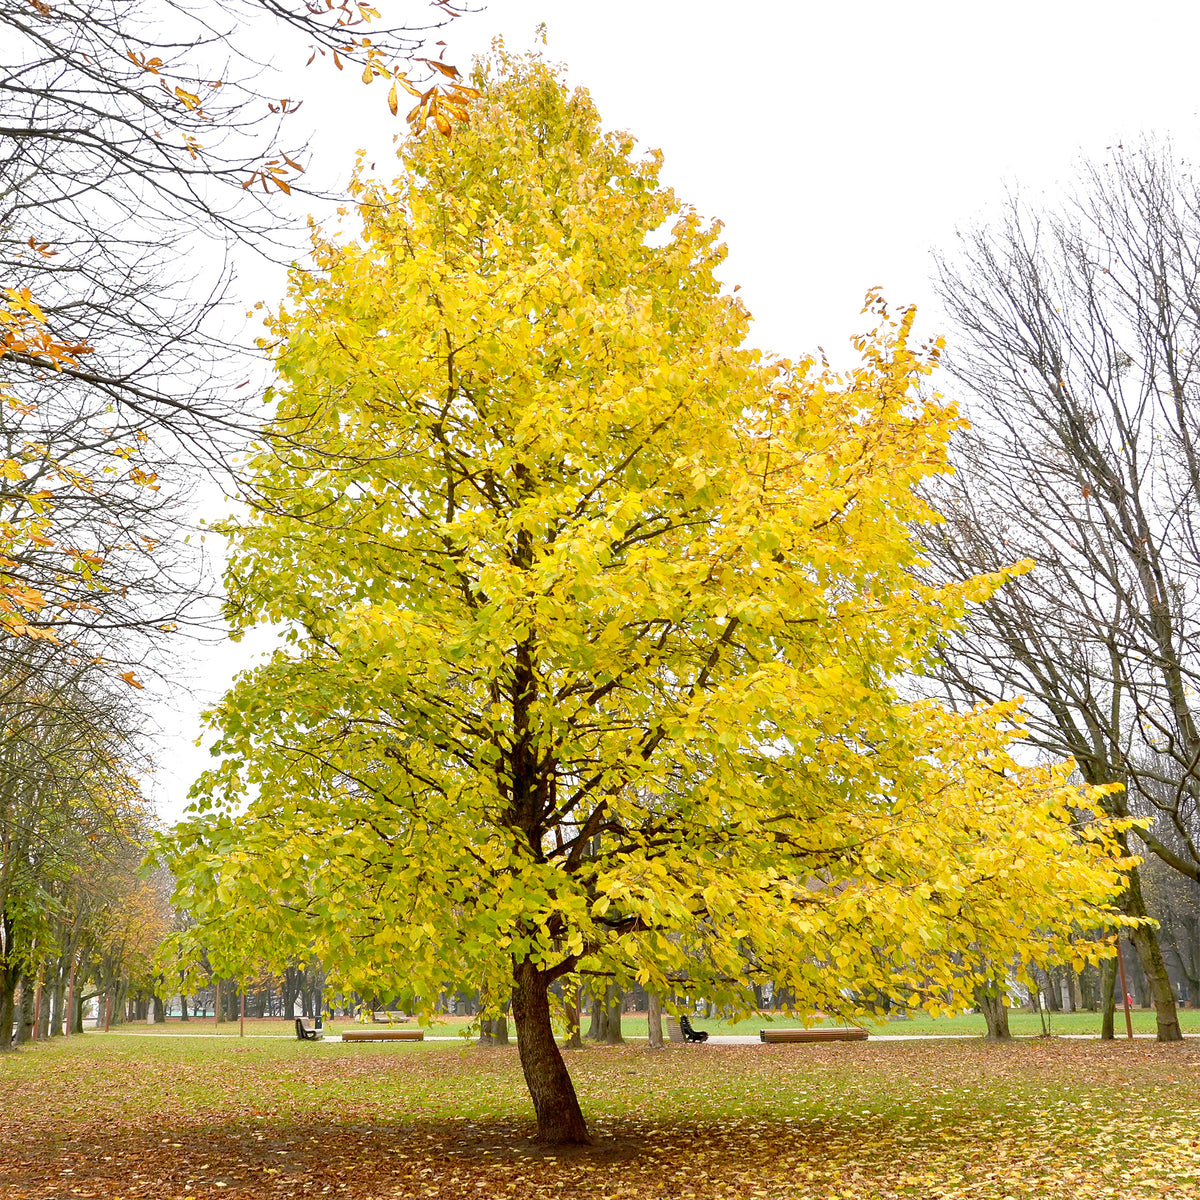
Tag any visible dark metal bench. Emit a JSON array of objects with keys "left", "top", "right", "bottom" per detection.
[{"left": 679, "top": 1015, "right": 709, "bottom": 1043}]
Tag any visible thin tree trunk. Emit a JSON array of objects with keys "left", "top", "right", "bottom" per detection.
[
  {"left": 1100, "top": 953, "right": 1117, "bottom": 1040},
  {"left": 647, "top": 993, "right": 664, "bottom": 1050},
  {"left": 49, "top": 972, "right": 65, "bottom": 1037},
  {"left": 561, "top": 979, "right": 583, "bottom": 1050},
  {"left": 511, "top": 956, "right": 590, "bottom": 1145}
]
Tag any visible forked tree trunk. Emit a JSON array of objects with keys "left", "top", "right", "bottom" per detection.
[
  {"left": 585, "top": 985, "right": 607, "bottom": 1041},
  {"left": 974, "top": 979, "right": 1011, "bottom": 1040},
  {"left": 511, "top": 957, "right": 590, "bottom": 1145}
]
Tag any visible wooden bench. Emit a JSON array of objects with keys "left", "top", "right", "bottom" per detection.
[
  {"left": 760, "top": 1028, "right": 867, "bottom": 1043},
  {"left": 370, "top": 1010, "right": 412, "bottom": 1023},
  {"left": 342, "top": 1028, "right": 425, "bottom": 1042},
  {"left": 294, "top": 1017, "right": 324, "bottom": 1041}
]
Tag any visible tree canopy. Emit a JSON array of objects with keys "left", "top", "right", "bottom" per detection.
[{"left": 163, "top": 51, "right": 1136, "bottom": 1144}]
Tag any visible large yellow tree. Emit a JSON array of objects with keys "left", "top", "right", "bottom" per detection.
[{"left": 165, "top": 51, "right": 1133, "bottom": 1144}]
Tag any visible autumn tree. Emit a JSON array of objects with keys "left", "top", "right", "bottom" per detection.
[
  {"left": 164, "top": 53, "right": 1134, "bottom": 1143},
  {"left": 921, "top": 140, "right": 1200, "bottom": 1041},
  {"left": 0, "top": 657, "right": 151, "bottom": 1045}
]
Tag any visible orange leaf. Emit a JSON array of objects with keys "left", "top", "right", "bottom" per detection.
[
  {"left": 388, "top": 82, "right": 398, "bottom": 116},
  {"left": 120, "top": 671, "right": 145, "bottom": 690}
]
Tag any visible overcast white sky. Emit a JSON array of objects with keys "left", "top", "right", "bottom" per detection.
[{"left": 150, "top": 0, "right": 1200, "bottom": 822}]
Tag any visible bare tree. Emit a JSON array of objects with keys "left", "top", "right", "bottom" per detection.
[
  {"left": 922, "top": 139, "right": 1200, "bottom": 1042},
  {"left": 1, "top": 0, "right": 469, "bottom": 700}
]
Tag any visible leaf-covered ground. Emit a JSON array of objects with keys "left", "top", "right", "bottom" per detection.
[{"left": 3, "top": 1033, "right": 1198, "bottom": 1198}]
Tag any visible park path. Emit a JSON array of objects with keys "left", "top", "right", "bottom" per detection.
[{"left": 82, "top": 1030, "right": 1197, "bottom": 1041}]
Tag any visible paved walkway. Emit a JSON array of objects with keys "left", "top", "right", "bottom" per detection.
[{"left": 85, "top": 1030, "right": 1197, "bottom": 1042}]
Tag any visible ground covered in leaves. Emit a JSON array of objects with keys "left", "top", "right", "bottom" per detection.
[{"left": 3, "top": 1033, "right": 1198, "bottom": 1198}]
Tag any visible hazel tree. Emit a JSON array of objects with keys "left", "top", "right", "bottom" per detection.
[{"left": 163, "top": 52, "right": 1135, "bottom": 1144}]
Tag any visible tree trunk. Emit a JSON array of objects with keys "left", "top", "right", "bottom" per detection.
[
  {"left": 975, "top": 979, "right": 1011, "bottom": 1040},
  {"left": 647, "top": 993, "right": 664, "bottom": 1050},
  {"left": 1100, "top": 953, "right": 1117, "bottom": 1040},
  {"left": 511, "top": 957, "right": 590, "bottom": 1145},
  {"left": 603, "top": 985, "right": 624, "bottom": 1045},
  {"left": 1125, "top": 869, "right": 1184, "bottom": 1041},
  {"left": 0, "top": 981, "right": 14, "bottom": 1052},
  {"left": 585, "top": 985, "right": 606, "bottom": 1041},
  {"left": 180, "top": 993, "right": 189, "bottom": 1022},
  {"left": 15, "top": 975, "right": 35, "bottom": 1045},
  {"left": 49, "top": 973, "right": 65, "bottom": 1037}
]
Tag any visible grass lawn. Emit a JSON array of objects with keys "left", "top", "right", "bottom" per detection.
[
  {"left": 3, "top": 1029, "right": 1198, "bottom": 1198},
  {"left": 104, "top": 1006, "right": 1200, "bottom": 1040}
]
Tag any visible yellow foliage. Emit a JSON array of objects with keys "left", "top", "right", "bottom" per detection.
[{"left": 165, "top": 51, "right": 1132, "bottom": 1032}]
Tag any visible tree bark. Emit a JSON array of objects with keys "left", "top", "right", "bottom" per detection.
[
  {"left": 511, "top": 956, "right": 590, "bottom": 1145},
  {"left": 585, "top": 984, "right": 606, "bottom": 1041},
  {"left": 647, "top": 993, "right": 664, "bottom": 1050},
  {"left": 603, "top": 984, "right": 624, "bottom": 1045},
  {"left": 49, "top": 971, "right": 65, "bottom": 1037},
  {"left": 1125, "top": 868, "right": 1184, "bottom": 1041},
  {"left": 15, "top": 975, "right": 34, "bottom": 1044},
  {"left": 974, "top": 979, "right": 1011, "bottom": 1040},
  {"left": 0, "top": 983, "right": 13, "bottom": 1052},
  {"left": 1100, "top": 953, "right": 1117, "bottom": 1040}
]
